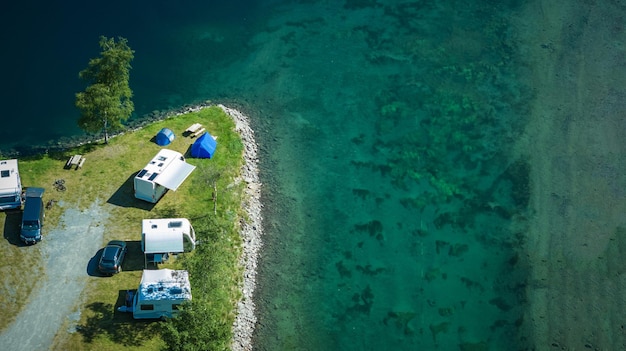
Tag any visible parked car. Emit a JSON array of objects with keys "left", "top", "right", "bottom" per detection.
[
  {"left": 98, "top": 240, "right": 127, "bottom": 275},
  {"left": 20, "top": 187, "right": 45, "bottom": 244}
]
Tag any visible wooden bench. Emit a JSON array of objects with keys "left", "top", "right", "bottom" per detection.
[{"left": 77, "top": 157, "right": 86, "bottom": 169}]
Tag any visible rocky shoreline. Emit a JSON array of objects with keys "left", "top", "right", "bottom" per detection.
[
  {"left": 172, "top": 103, "right": 261, "bottom": 350},
  {"left": 218, "top": 105, "right": 262, "bottom": 351}
]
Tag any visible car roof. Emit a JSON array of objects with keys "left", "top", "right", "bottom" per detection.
[{"left": 102, "top": 247, "right": 120, "bottom": 260}]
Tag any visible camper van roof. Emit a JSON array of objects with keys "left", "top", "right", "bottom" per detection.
[
  {"left": 136, "top": 149, "right": 183, "bottom": 179},
  {"left": 0, "top": 159, "right": 20, "bottom": 191},
  {"left": 139, "top": 269, "right": 191, "bottom": 302},
  {"left": 135, "top": 149, "right": 196, "bottom": 191},
  {"left": 142, "top": 218, "right": 191, "bottom": 254},
  {"left": 143, "top": 218, "right": 191, "bottom": 232}
]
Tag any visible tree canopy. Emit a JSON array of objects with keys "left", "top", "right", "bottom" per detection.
[{"left": 75, "top": 36, "right": 134, "bottom": 144}]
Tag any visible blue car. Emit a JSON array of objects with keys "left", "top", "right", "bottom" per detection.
[{"left": 98, "top": 240, "right": 127, "bottom": 275}]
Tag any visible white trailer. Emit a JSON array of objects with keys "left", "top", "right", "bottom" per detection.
[
  {"left": 118, "top": 269, "right": 192, "bottom": 320},
  {"left": 134, "top": 149, "right": 196, "bottom": 203},
  {"left": 0, "top": 159, "right": 23, "bottom": 210},
  {"left": 141, "top": 218, "right": 196, "bottom": 267}
]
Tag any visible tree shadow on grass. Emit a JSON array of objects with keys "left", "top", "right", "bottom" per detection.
[
  {"left": 107, "top": 172, "right": 156, "bottom": 211},
  {"left": 77, "top": 300, "right": 161, "bottom": 347}
]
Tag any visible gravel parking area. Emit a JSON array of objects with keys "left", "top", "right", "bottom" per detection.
[{"left": 0, "top": 201, "right": 109, "bottom": 350}]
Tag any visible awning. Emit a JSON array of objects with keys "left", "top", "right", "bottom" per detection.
[
  {"left": 155, "top": 159, "right": 195, "bottom": 191},
  {"left": 144, "top": 231, "right": 184, "bottom": 254}
]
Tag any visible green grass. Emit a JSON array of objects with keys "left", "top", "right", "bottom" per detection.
[{"left": 0, "top": 106, "right": 246, "bottom": 350}]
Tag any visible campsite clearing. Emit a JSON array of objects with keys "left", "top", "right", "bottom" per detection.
[{"left": 0, "top": 106, "right": 247, "bottom": 350}]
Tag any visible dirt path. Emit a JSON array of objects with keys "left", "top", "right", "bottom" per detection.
[
  {"left": 514, "top": 0, "right": 626, "bottom": 349},
  {"left": 0, "top": 201, "right": 108, "bottom": 350}
]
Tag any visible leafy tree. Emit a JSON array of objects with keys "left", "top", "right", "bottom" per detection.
[{"left": 75, "top": 36, "right": 134, "bottom": 144}]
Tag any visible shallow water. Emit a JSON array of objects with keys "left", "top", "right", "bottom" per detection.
[{"left": 2, "top": 1, "right": 532, "bottom": 349}]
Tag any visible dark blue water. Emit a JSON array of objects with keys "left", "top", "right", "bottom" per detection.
[
  {"left": 1, "top": 1, "right": 532, "bottom": 349},
  {"left": 0, "top": 1, "right": 261, "bottom": 151}
]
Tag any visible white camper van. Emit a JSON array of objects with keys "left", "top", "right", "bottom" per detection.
[
  {"left": 118, "top": 269, "right": 192, "bottom": 320},
  {"left": 141, "top": 218, "right": 196, "bottom": 267},
  {"left": 134, "top": 149, "right": 196, "bottom": 203},
  {"left": 0, "top": 159, "right": 23, "bottom": 210}
]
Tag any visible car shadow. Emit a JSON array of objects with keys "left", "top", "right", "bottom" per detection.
[
  {"left": 2, "top": 209, "right": 26, "bottom": 247},
  {"left": 87, "top": 248, "right": 107, "bottom": 277},
  {"left": 106, "top": 172, "right": 156, "bottom": 211},
  {"left": 88, "top": 241, "right": 145, "bottom": 276}
]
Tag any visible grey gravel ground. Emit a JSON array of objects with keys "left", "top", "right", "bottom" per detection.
[{"left": 0, "top": 201, "right": 109, "bottom": 351}]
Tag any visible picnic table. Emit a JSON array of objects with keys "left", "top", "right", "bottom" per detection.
[
  {"left": 185, "top": 123, "right": 203, "bottom": 135},
  {"left": 65, "top": 155, "right": 85, "bottom": 170},
  {"left": 191, "top": 127, "right": 206, "bottom": 138}
]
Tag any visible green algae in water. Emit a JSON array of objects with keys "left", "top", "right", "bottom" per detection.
[{"left": 245, "top": 1, "right": 533, "bottom": 350}]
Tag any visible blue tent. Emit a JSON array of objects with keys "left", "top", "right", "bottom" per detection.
[
  {"left": 191, "top": 132, "right": 217, "bottom": 158},
  {"left": 155, "top": 128, "right": 175, "bottom": 146}
]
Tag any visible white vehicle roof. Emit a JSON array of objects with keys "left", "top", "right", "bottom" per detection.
[
  {"left": 142, "top": 218, "right": 192, "bottom": 254},
  {"left": 138, "top": 269, "right": 191, "bottom": 302},
  {"left": 0, "top": 159, "right": 20, "bottom": 192},
  {"left": 135, "top": 149, "right": 195, "bottom": 191}
]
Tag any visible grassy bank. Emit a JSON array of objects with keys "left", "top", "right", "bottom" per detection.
[{"left": 0, "top": 106, "right": 246, "bottom": 350}]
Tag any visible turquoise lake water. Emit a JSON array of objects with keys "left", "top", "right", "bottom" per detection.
[{"left": 1, "top": 1, "right": 532, "bottom": 349}]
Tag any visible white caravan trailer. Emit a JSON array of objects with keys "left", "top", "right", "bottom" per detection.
[
  {"left": 134, "top": 149, "right": 196, "bottom": 203},
  {"left": 118, "top": 269, "right": 192, "bottom": 320},
  {"left": 141, "top": 218, "right": 196, "bottom": 267},
  {"left": 0, "top": 159, "right": 23, "bottom": 210}
]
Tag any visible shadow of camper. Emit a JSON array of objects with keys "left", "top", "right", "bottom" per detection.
[
  {"left": 87, "top": 241, "right": 145, "bottom": 276},
  {"left": 123, "top": 241, "right": 145, "bottom": 272},
  {"left": 115, "top": 289, "right": 138, "bottom": 319},
  {"left": 2, "top": 209, "right": 27, "bottom": 247},
  {"left": 107, "top": 172, "right": 156, "bottom": 211}
]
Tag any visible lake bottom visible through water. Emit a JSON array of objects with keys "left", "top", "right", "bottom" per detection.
[
  {"left": 0, "top": 1, "right": 539, "bottom": 349},
  {"left": 243, "top": 1, "right": 532, "bottom": 350}
]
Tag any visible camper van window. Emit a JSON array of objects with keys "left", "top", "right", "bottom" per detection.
[
  {"left": 140, "top": 304, "right": 155, "bottom": 311},
  {"left": 168, "top": 221, "right": 183, "bottom": 228},
  {"left": 1, "top": 170, "right": 9, "bottom": 177},
  {"left": 157, "top": 156, "right": 167, "bottom": 161},
  {"left": 137, "top": 169, "right": 148, "bottom": 178},
  {"left": 148, "top": 173, "right": 159, "bottom": 181},
  {"left": 0, "top": 197, "right": 15, "bottom": 204}
]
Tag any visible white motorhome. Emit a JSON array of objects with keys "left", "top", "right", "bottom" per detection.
[
  {"left": 118, "top": 269, "right": 192, "bottom": 320},
  {"left": 134, "top": 149, "right": 196, "bottom": 203},
  {"left": 141, "top": 218, "right": 196, "bottom": 267},
  {"left": 0, "top": 159, "right": 23, "bottom": 210}
]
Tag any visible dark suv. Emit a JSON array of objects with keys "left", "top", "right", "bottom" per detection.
[
  {"left": 98, "top": 240, "right": 127, "bottom": 275},
  {"left": 20, "top": 187, "right": 45, "bottom": 244}
]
